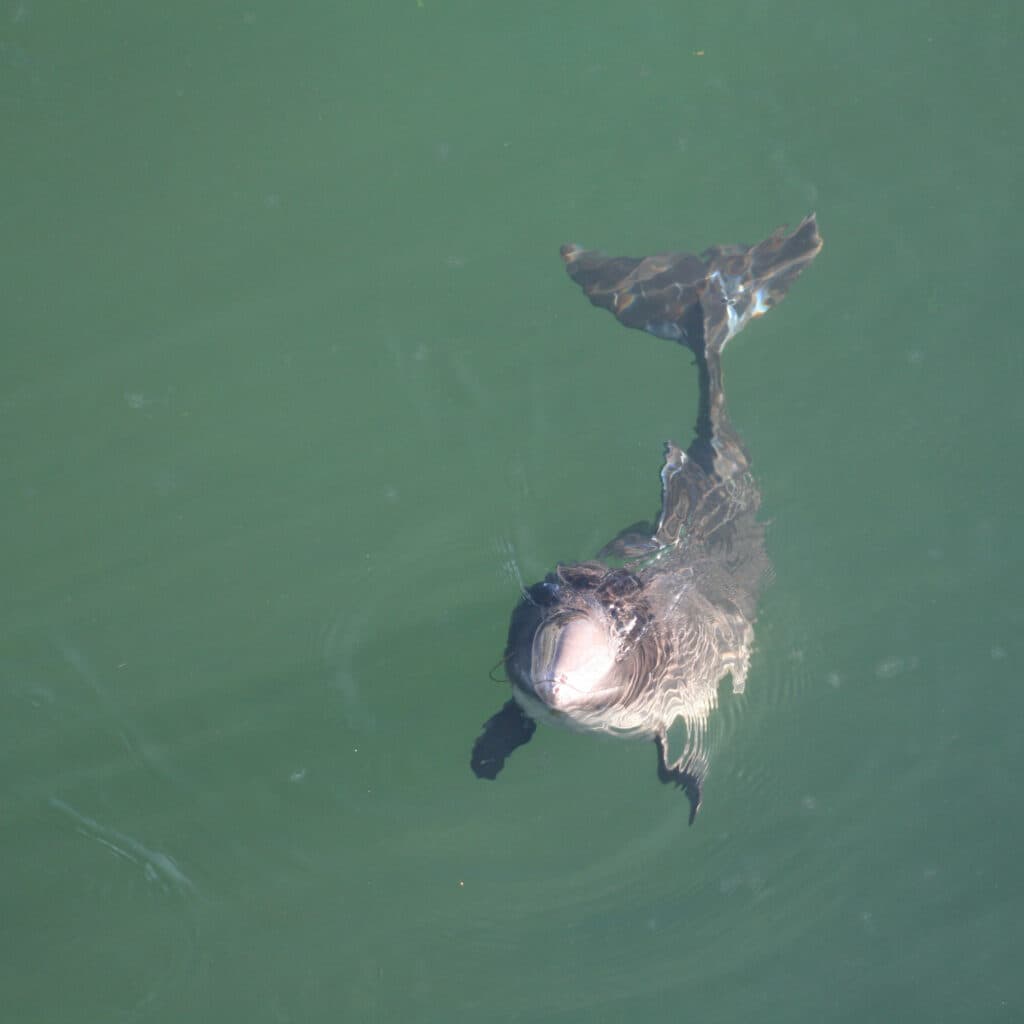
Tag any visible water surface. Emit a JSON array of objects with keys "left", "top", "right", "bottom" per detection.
[{"left": 2, "top": 2, "right": 1021, "bottom": 1021}]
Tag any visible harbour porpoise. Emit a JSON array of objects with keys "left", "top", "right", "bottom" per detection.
[{"left": 472, "top": 216, "right": 823, "bottom": 822}]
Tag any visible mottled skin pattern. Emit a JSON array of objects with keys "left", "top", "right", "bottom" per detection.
[{"left": 472, "top": 216, "right": 823, "bottom": 822}]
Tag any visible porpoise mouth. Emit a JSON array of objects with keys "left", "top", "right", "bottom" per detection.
[{"left": 528, "top": 612, "right": 617, "bottom": 709}]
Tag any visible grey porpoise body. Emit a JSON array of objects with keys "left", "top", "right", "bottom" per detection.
[{"left": 471, "top": 216, "right": 823, "bottom": 822}]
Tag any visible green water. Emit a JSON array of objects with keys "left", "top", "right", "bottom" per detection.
[{"left": 3, "top": 2, "right": 1021, "bottom": 1021}]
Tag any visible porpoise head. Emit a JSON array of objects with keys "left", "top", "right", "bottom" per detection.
[
  {"left": 504, "top": 562, "right": 656, "bottom": 720},
  {"left": 527, "top": 610, "right": 618, "bottom": 709}
]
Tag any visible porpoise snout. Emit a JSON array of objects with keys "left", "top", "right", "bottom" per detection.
[{"left": 530, "top": 615, "right": 615, "bottom": 709}]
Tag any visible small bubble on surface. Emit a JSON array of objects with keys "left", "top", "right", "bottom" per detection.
[{"left": 875, "top": 655, "right": 919, "bottom": 680}]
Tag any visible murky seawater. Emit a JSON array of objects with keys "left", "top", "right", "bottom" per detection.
[{"left": 3, "top": 2, "right": 1021, "bottom": 1021}]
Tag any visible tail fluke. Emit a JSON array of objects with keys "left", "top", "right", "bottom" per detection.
[{"left": 561, "top": 214, "right": 822, "bottom": 356}]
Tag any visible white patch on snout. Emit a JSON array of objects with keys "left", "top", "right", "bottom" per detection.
[{"left": 533, "top": 618, "right": 615, "bottom": 709}]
